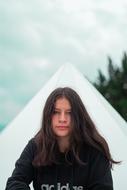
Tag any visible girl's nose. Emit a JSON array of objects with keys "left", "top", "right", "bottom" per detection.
[{"left": 59, "top": 112, "right": 66, "bottom": 122}]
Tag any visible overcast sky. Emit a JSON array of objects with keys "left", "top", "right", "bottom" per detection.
[{"left": 0, "top": 0, "right": 127, "bottom": 131}]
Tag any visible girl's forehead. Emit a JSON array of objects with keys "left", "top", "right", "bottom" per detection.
[{"left": 54, "top": 97, "right": 71, "bottom": 109}]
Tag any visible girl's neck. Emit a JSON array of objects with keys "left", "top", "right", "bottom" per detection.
[{"left": 57, "top": 137, "right": 70, "bottom": 153}]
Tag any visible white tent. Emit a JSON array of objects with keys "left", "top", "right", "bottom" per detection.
[{"left": 0, "top": 63, "right": 127, "bottom": 190}]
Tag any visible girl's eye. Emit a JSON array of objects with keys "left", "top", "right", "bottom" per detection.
[
  {"left": 53, "top": 111, "right": 71, "bottom": 115},
  {"left": 53, "top": 111, "right": 59, "bottom": 114},
  {"left": 66, "top": 112, "right": 71, "bottom": 114}
]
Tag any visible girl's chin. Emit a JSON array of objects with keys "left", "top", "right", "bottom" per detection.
[{"left": 55, "top": 132, "right": 70, "bottom": 138}]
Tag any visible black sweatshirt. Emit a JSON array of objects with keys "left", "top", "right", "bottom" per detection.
[{"left": 5, "top": 138, "right": 113, "bottom": 190}]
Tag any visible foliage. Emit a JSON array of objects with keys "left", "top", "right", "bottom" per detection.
[{"left": 94, "top": 52, "right": 127, "bottom": 121}]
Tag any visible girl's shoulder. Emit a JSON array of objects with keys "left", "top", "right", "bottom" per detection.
[
  {"left": 80, "top": 143, "right": 107, "bottom": 162},
  {"left": 22, "top": 138, "right": 37, "bottom": 158}
]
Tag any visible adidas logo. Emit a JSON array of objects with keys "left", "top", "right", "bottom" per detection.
[{"left": 41, "top": 183, "right": 84, "bottom": 190}]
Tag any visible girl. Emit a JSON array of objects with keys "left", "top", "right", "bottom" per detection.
[{"left": 5, "top": 87, "right": 119, "bottom": 190}]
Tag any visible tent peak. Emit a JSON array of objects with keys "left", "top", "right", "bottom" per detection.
[{"left": 60, "top": 62, "right": 77, "bottom": 71}]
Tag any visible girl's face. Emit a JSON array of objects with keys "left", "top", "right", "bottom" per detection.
[{"left": 51, "top": 97, "right": 72, "bottom": 139}]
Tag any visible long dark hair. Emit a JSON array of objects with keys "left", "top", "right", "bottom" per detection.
[{"left": 33, "top": 87, "right": 120, "bottom": 168}]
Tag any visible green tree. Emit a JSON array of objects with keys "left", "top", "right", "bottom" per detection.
[{"left": 94, "top": 52, "right": 127, "bottom": 121}]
